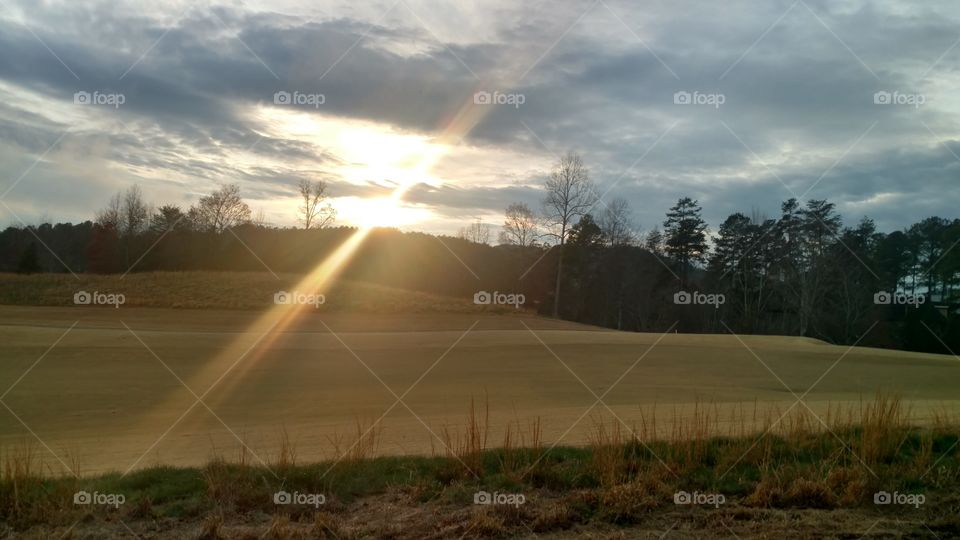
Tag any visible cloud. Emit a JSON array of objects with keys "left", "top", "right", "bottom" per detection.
[{"left": 0, "top": 0, "right": 957, "bottom": 234}]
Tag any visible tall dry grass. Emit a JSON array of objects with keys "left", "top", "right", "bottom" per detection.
[
  {"left": 327, "top": 418, "right": 383, "bottom": 465},
  {"left": 439, "top": 397, "right": 490, "bottom": 477},
  {"left": 0, "top": 443, "right": 41, "bottom": 521}
]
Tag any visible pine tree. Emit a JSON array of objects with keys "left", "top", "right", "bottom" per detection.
[{"left": 663, "top": 197, "right": 708, "bottom": 286}]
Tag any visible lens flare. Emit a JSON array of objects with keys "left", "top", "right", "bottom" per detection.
[{"left": 125, "top": 88, "right": 503, "bottom": 471}]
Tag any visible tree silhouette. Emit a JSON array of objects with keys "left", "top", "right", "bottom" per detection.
[
  {"left": 663, "top": 197, "right": 708, "bottom": 287},
  {"left": 542, "top": 151, "right": 596, "bottom": 317}
]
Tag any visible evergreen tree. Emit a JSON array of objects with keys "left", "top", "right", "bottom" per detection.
[{"left": 663, "top": 197, "right": 708, "bottom": 286}]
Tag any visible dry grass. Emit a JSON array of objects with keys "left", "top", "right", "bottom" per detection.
[
  {"left": 1, "top": 394, "right": 958, "bottom": 536},
  {"left": 262, "top": 514, "right": 294, "bottom": 539},
  {"left": 312, "top": 512, "right": 351, "bottom": 539},
  {"left": 197, "top": 512, "right": 226, "bottom": 540},
  {"left": 275, "top": 427, "right": 297, "bottom": 471},
  {"left": 439, "top": 397, "right": 490, "bottom": 477},
  {"left": 858, "top": 394, "right": 909, "bottom": 464},
  {"left": 587, "top": 416, "right": 627, "bottom": 487},
  {"left": 327, "top": 419, "right": 383, "bottom": 465},
  {"left": 498, "top": 417, "right": 543, "bottom": 479},
  {"left": 0, "top": 443, "right": 42, "bottom": 522}
]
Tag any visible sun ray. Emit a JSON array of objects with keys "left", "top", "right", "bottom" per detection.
[{"left": 128, "top": 87, "right": 501, "bottom": 461}]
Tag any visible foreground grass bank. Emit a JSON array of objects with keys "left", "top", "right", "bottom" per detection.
[{"left": 2, "top": 397, "right": 958, "bottom": 538}]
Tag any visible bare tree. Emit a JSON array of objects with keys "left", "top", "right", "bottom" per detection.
[
  {"left": 121, "top": 185, "right": 150, "bottom": 237},
  {"left": 457, "top": 218, "right": 491, "bottom": 245},
  {"left": 297, "top": 179, "right": 336, "bottom": 229},
  {"left": 252, "top": 208, "right": 269, "bottom": 228},
  {"left": 644, "top": 227, "right": 664, "bottom": 255},
  {"left": 95, "top": 185, "right": 151, "bottom": 267},
  {"left": 600, "top": 197, "right": 636, "bottom": 247},
  {"left": 190, "top": 184, "right": 252, "bottom": 233},
  {"left": 597, "top": 198, "right": 637, "bottom": 330},
  {"left": 542, "top": 151, "right": 596, "bottom": 317},
  {"left": 97, "top": 185, "right": 149, "bottom": 235},
  {"left": 498, "top": 202, "right": 540, "bottom": 247},
  {"left": 95, "top": 192, "right": 123, "bottom": 229}
]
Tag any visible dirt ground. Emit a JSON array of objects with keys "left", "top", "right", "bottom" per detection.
[
  {"left": 1, "top": 306, "right": 958, "bottom": 475},
  {"left": 4, "top": 489, "right": 954, "bottom": 539}
]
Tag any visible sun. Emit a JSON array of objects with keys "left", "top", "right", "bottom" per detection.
[
  {"left": 258, "top": 106, "right": 450, "bottom": 228},
  {"left": 334, "top": 196, "right": 432, "bottom": 228}
]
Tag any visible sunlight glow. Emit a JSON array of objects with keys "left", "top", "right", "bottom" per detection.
[
  {"left": 253, "top": 106, "right": 453, "bottom": 228},
  {"left": 335, "top": 196, "right": 432, "bottom": 228},
  {"left": 129, "top": 88, "right": 501, "bottom": 472},
  {"left": 258, "top": 106, "right": 446, "bottom": 188}
]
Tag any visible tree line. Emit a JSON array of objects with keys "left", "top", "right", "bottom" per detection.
[
  {"left": 490, "top": 151, "right": 958, "bottom": 354},
  {"left": 1, "top": 154, "right": 957, "bottom": 354}
]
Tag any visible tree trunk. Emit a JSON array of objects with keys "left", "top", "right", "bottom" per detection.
[{"left": 552, "top": 240, "right": 565, "bottom": 318}]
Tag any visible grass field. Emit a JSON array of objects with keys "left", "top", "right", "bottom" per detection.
[
  {"left": 1, "top": 272, "right": 959, "bottom": 537},
  {"left": 1, "top": 303, "right": 958, "bottom": 475}
]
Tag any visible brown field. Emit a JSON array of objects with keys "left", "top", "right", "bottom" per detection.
[
  {"left": 1, "top": 274, "right": 959, "bottom": 538},
  {"left": 1, "top": 301, "right": 958, "bottom": 476}
]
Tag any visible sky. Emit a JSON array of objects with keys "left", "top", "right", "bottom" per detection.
[{"left": 0, "top": 0, "right": 958, "bottom": 237}]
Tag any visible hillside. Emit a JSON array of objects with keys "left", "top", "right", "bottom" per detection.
[{"left": 0, "top": 271, "right": 528, "bottom": 313}]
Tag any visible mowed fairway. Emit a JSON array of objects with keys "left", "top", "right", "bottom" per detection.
[{"left": 1, "top": 305, "right": 958, "bottom": 475}]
